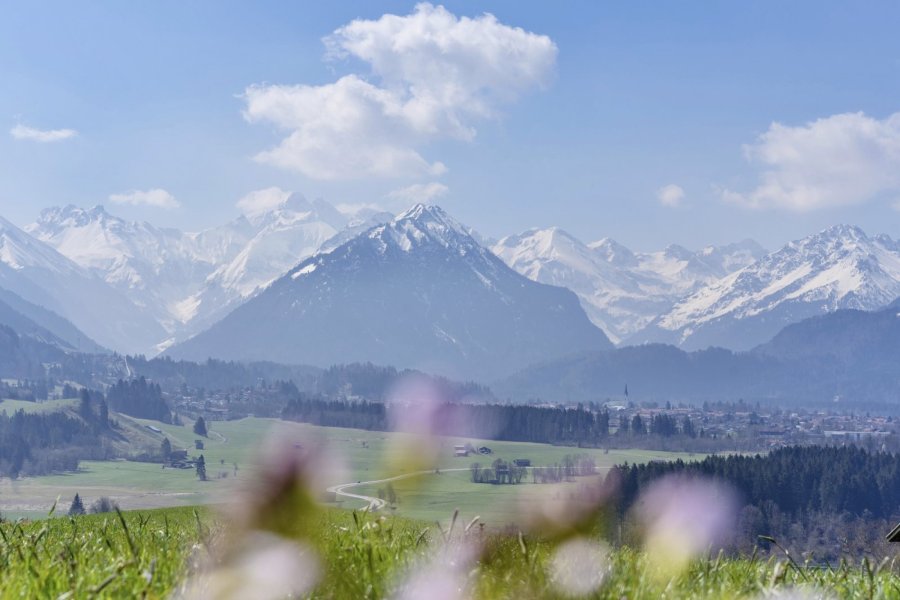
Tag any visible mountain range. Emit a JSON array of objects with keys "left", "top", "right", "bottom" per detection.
[
  {"left": 493, "top": 228, "right": 765, "bottom": 343},
  {"left": 0, "top": 199, "right": 896, "bottom": 385},
  {"left": 635, "top": 225, "right": 900, "bottom": 350}
]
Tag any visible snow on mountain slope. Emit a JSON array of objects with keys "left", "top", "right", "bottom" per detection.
[
  {"left": 0, "top": 216, "right": 165, "bottom": 353},
  {"left": 27, "top": 197, "right": 371, "bottom": 352},
  {"left": 493, "top": 229, "right": 764, "bottom": 343},
  {"left": 27, "top": 205, "right": 255, "bottom": 332},
  {"left": 170, "top": 194, "right": 361, "bottom": 345},
  {"left": 638, "top": 225, "right": 900, "bottom": 350},
  {"left": 169, "top": 204, "right": 612, "bottom": 380}
]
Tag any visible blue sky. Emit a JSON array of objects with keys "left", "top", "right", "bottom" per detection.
[{"left": 1, "top": 1, "right": 899, "bottom": 250}]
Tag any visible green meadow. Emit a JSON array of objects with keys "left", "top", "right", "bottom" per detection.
[{"left": 0, "top": 414, "right": 699, "bottom": 523}]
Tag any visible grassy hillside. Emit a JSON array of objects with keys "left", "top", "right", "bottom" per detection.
[{"left": 0, "top": 505, "right": 896, "bottom": 598}]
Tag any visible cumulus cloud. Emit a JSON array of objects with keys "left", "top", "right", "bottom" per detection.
[
  {"left": 387, "top": 182, "right": 449, "bottom": 204},
  {"left": 657, "top": 184, "right": 685, "bottom": 208},
  {"left": 243, "top": 3, "right": 557, "bottom": 180},
  {"left": 236, "top": 187, "right": 292, "bottom": 218},
  {"left": 109, "top": 189, "right": 179, "bottom": 209},
  {"left": 722, "top": 111, "right": 900, "bottom": 211},
  {"left": 10, "top": 124, "right": 77, "bottom": 142}
]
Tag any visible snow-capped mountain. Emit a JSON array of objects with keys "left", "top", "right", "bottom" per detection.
[
  {"left": 27, "top": 205, "right": 254, "bottom": 333},
  {"left": 493, "top": 229, "right": 764, "bottom": 343},
  {"left": 176, "top": 194, "right": 364, "bottom": 343},
  {"left": 0, "top": 216, "right": 165, "bottom": 353},
  {"left": 26, "top": 197, "right": 390, "bottom": 352},
  {"left": 168, "top": 204, "right": 612, "bottom": 380},
  {"left": 637, "top": 225, "right": 900, "bottom": 350}
]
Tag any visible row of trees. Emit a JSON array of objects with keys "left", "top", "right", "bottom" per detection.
[
  {"left": 470, "top": 460, "right": 528, "bottom": 484},
  {"left": 282, "top": 394, "right": 616, "bottom": 445},
  {"left": 470, "top": 454, "right": 599, "bottom": 485},
  {"left": 619, "top": 413, "right": 695, "bottom": 437}
]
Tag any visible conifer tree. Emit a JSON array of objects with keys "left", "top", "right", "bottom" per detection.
[
  {"left": 78, "top": 389, "right": 92, "bottom": 421},
  {"left": 196, "top": 455, "right": 207, "bottom": 481},
  {"left": 68, "top": 493, "right": 85, "bottom": 516},
  {"left": 193, "top": 416, "right": 208, "bottom": 437},
  {"left": 98, "top": 399, "right": 109, "bottom": 428}
]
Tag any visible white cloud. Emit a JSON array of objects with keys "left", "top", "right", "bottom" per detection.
[
  {"left": 244, "top": 3, "right": 557, "bottom": 180},
  {"left": 236, "top": 187, "right": 292, "bottom": 218},
  {"left": 722, "top": 111, "right": 900, "bottom": 211},
  {"left": 657, "top": 184, "right": 685, "bottom": 208},
  {"left": 10, "top": 124, "right": 77, "bottom": 142},
  {"left": 109, "top": 189, "right": 179, "bottom": 209},
  {"left": 387, "top": 182, "right": 449, "bottom": 204}
]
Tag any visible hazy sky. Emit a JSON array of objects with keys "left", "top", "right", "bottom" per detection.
[{"left": 2, "top": 1, "right": 899, "bottom": 251}]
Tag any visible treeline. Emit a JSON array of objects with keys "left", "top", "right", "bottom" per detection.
[
  {"left": 152, "top": 360, "right": 493, "bottom": 404},
  {"left": 470, "top": 454, "right": 598, "bottom": 485},
  {"left": 470, "top": 460, "right": 528, "bottom": 484},
  {"left": 317, "top": 363, "right": 493, "bottom": 403},
  {"left": 616, "top": 445, "right": 900, "bottom": 520},
  {"left": 281, "top": 394, "right": 611, "bottom": 445},
  {"left": 106, "top": 377, "right": 170, "bottom": 422},
  {"left": 126, "top": 356, "right": 320, "bottom": 392},
  {"left": 0, "top": 409, "right": 112, "bottom": 477},
  {"left": 612, "top": 445, "right": 900, "bottom": 559},
  {"left": 282, "top": 395, "right": 387, "bottom": 430}
]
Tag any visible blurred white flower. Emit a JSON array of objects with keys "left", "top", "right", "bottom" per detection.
[
  {"left": 392, "top": 537, "right": 480, "bottom": 600},
  {"left": 176, "top": 532, "right": 320, "bottom": 600},
  {"left": 516, "top": 476, "right": 616, "bottom": 535},
  {"left": 634, "top": 475, "right": 737, "bottom": 576},
  {"left": 549, "top": 537, "right": 610, "bottom": 597}
]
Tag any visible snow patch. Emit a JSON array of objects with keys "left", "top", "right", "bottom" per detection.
[{"left": 292, "top": 263, "right": 317, "bottom": 279}]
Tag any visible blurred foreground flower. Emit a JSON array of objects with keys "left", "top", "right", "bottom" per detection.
[
  {"left": 228, "top": 426, "right": 347, "bottom": 538},
  {"left": 633, "top": 475, "right": 737, "bottom": 578},
  {"left": 175, "top": 427, "right": 344, "bottom": 599},
  {"left": 549, "top": 537, "right": 611, "bottom": 597},
  {"left": 385, "top": 374, "right": 447, "bottom": 475},
  {"left": 392, "top": 521, "right": 481, "bottom": 600},
  {"left": 176, "top": 532, "right": 320, "bottom": 600},
  {"left": 517, "top": 469, "right": 619, "bottom": 539}
]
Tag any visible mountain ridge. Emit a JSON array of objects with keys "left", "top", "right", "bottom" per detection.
[{"left": 168, "top": 204, "right": 612, "bottom": 380}]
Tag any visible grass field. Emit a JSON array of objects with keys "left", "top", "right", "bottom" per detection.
[
  {"left": 0, "top": 398, "right": 77, "bottom": 414},
  {"left": 1, "top": 504, "right": 897, "bottom": 599},
  {"left": 0, "top": 415, "right": 701, "bottom": 523}
]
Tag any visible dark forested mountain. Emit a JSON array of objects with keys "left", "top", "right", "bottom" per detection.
[
  {"left": 497, "top": 306, "right": 900, "bottom": 406},
  {"left": 0, "top": 324, "right": 69, "bottom": 380},
  {"left": 168, "top": 204, "right": 612, "bottom": 381},
  {"left": 754, "top": 298, "right": 900, "bottom": 364},
  {"left": 495, "top": 344, "right": 792, "bottom": 403},
  {"left": 0, "top": 288, "right": 105, "bottom": 353}
]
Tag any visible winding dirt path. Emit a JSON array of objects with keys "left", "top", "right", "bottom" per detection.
[{"left": 327, "top": 468, "right": 470, "bottom": 511}]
